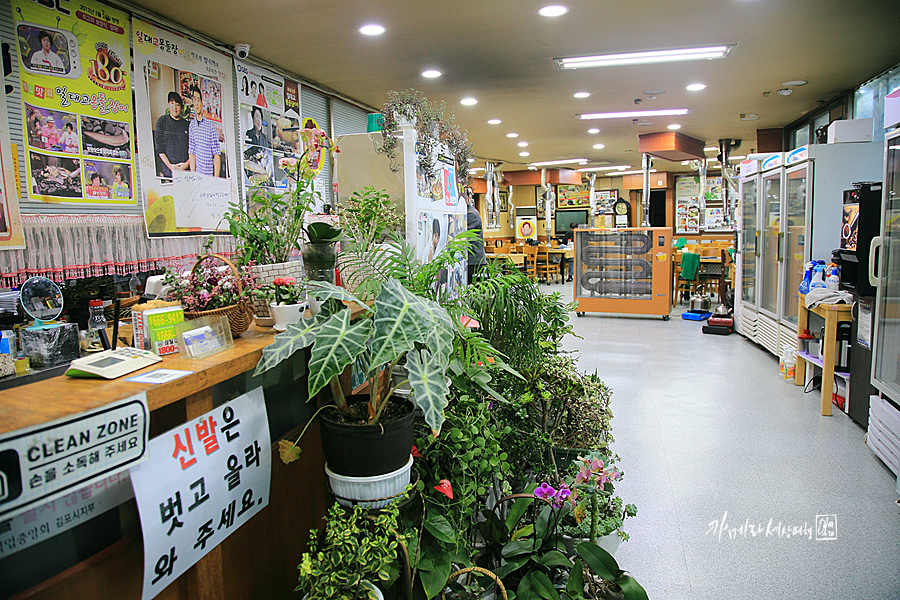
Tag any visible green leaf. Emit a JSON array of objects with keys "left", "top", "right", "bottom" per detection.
[
  {"left": 478, "top": 509, "right": 509, "bottom": 544},
  {"left": 406, "top": 349, "right": 450, "bottom": 434},
  {"left": 369, "top": 280, "right": 453, "bottom": 368},
  {"left": 423, "top": 513, "right": 456, "bottom": 544},
  {"left": 307, "top": 311, "right": 373, "bottom": 398},
  {"left": 537, "top": 550, "right": 573, "bottom": 569},
  {"left": 502, "top": 539, "right": 536, "bottom": 559},
  {"left": 517, "top": 573, "right": 540, "bottom": 600},
  {"left": 306, "top": 280, "right": 371, "bottom": 310},
  {"left": 506, "top": 495, "right": 534, "bottom": 531},
  {"left": 617, "top": 575, "right": 649, "bottom": 600},
  {"left": 254, "top": 311, "right": 332, "bottom": 377},
  {"left": 575, "top": 541, "right": 620, "bottom": 582},
  {"left": 307, "top": 221, "right": 345, "bottom": 243},
  {"left": 530, "top": 571, "right": 560, "bottom": 600},
  {"left": 566, "top": 559, "right": 584, "bottom": 599},
  {"left": 510, "top": 523, "right": 534, "bottom": 541},
  {"left": 494, "top": 556, "right": 529, "bottom": 579},
  {"left": 417, "top": 545, "right": 451, "bottom": 600}
]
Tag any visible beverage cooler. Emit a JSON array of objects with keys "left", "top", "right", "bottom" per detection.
[
  {"left": 735, "top": 143, "right": 884, "bottom": 356},
  {"left": 869, "top": 128, "right": 900, "bottom": 476}
]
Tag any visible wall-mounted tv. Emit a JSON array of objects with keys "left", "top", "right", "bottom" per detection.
[{"left": 554, "top": 209, "right": 589, "bottom": 235}]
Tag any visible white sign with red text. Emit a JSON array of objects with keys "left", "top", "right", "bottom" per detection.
[{"left": 129, "top": 386, "right": 270, "bottom": 600}]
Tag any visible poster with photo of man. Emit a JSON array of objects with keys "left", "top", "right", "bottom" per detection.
[{"left": 134, "top": 18, "right": 237, "bottom": 237}]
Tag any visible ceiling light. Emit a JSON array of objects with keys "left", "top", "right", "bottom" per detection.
[
  {"left": 704, "top": 146, "right": 718, "bottom": 152},
  {"left": 681, "top": 161, "right": 690, "bottom": 165},
  {"left": 588, "top": 128, "right": 600, "bottom": 134},
  {"left": 592, "top": 143, "right": 605, "bottom": 149},
  {"left": 518, "top": 141, "right": 528, "bottom": 147},
  {"left": 578, "top": 108, "right": 692, "bottom": 120},
  {"left": 421, "top": 69, "right": 442, "bottom": 78},
  {"left": 468, "top": 168, "right": 484, "bottom": 173},
  {"left": 729, "top": 155, "right": 747, "bottom": 160},
  {"left": 643, "top": 89, "right": 666, "bottom": 95},
  {"left": 529, "top": 158, "right": 587, "bottom": 167},
  {"left": 667, "top": 124, "right": 682, "bottom": 130},
  {"left": 776, "top": 88, "right": 793, "bottom": 96},
  {"left": 573, "top": 92, "right": 591, "bottom": 98},
  {"left": 460, "top": 97, "right": 478, "bottom": 106},
  {"left": 538, "top": 5, "right": 568, "bottom": 17},
  {"left": 487, "top": 119, "right": 502, "bottom": 124},
  {"left": 358, "top": 24, "right": 385, "bottom": 35},
  {"left": 519, "top": 152, "right": 531, "bottom": 157},
  {"left": 577, "top": 165, "right": 632, "bottom": 172},
  {"left": 507, "top": 133, "right": 519, "bottom": 138},
  {"left": 555, "top": 45, "right": 734, "bottom": 69},
  {"left": 466, "top": 157, "right": 475, "bottom": 163},
  {"left": 686, "top": 83, "right": 707, "bottom": 91},
  {"left": 740, "top": 113, "right": 759, "bottom": 121},
  {"left": 606, "top": 169, "right": 657, "bottom": 176},
  {"left": 528, "top": 166, "right": 538, "bottom": 170},
  {"left": 782, "top": 80, "right": 808, "bottom": 87}
]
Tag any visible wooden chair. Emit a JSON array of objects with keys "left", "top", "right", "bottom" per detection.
[
  {"left": 673, "top": 252, "right": 700, "bottom": 307},
  {"left": 521, "top": 245, "right": 538, "bottom": 281},
  {"left": 536, "top": 245, "right": 560, "bottom": 284}
]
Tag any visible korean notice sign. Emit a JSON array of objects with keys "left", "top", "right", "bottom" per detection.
[
  {"left": 129, "top": 387, "right": 271, "bottom": 600},
  {"left": 0, "top": 393, "right": 149, "bottom": 520}
]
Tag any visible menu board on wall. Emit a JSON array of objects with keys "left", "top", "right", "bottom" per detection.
[
  {"left": 133, "top": 18, "right": 238, "bottom": 236},
  {"left": 556, "top": 183, "right": 590, "bottom": 209},
  {"left": 12, "top": 0, "right": 136, "bottom": 205}
]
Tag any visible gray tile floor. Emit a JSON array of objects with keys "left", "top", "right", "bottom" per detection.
[{"left": 552, "top": 284, "right": 900, "bottom": 600}]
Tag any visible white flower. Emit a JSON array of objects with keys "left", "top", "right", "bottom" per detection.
[{"left": 222, "top": 281, "right": 233, "bottom": 290}]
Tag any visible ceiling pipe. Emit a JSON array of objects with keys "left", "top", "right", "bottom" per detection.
[
  {"left": 485, "top": 162, "right": 499, "bottom": 229},
  {"left": 540, "top": 169, "right": 554, "bottom": 236},
  {"left": 641, "top": 153, "right": 652, "bottom": 227},
  {"left": 587, "top": 173, "right": 597, "bottom": 228}
]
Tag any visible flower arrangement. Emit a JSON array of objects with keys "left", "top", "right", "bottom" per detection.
[
  {"left": 164, "top": 261, "right": 260, "bottom": 313},
  {"left": 258, "top": 276, "right": 305, "bottom": 306},
  {"left": 558, "top": 452, "right": 637, "bottom": 542}
]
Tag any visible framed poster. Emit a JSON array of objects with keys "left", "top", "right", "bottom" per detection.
[
  {"left": 498, "top": 190, "right": 508, "bottom": 212},
  {"left": 556, "top": 183, "right": 590, "bottom": 209}
]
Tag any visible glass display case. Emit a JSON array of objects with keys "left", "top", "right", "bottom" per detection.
[
  {"left": 783, "top": 164, "right": 808, "bottom": 327},
  {"left": 759, "top": 168, "right": 783, "bottom": 319},
  {"left": 741, "top": 176, "right": 758, "bottom": 305}
]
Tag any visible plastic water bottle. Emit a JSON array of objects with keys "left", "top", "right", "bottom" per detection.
[
  {"left": 129, "top": 272, "right": 142, "bottom": 295},
  {"left": 87, "top": 299, "right": 107, "bottom": 347},
  {"left": 810, "top": 264, "right": 827, "bottom": 289}
]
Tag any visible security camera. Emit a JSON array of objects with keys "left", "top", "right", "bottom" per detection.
[{"left": 234, "top": 44, "right": 251, "bottom": 59}]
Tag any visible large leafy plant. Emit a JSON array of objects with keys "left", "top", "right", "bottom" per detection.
[
  {"left": 255, "top": 279, "right": 455, "bottom": 463},
  {"left": 338, "top": 186, "right": 403, "bottom": 253}
]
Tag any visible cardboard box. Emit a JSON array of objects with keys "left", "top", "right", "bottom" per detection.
[{"left": 827, "top": 119, "right": 873, "bottom": 143}]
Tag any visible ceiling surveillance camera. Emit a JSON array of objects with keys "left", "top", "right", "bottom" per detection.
[{"left": 234, "top": 44, "right": 251, "bottom": 59}]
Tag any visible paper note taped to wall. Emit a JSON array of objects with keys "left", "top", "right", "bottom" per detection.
[{"left": 173, "top": 171, "right": 230, "bottom": 230}]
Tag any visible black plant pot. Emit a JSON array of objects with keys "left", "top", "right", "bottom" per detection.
[{"left": 319, "top": 396, "right": 415, "bottom": 477}]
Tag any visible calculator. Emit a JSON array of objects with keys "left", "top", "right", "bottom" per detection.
[{"left": 66, "top": 347, "right": 162, "bottom": 379}]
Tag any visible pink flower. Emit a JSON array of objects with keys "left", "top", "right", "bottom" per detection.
[
  {"left": 284, "top": 277, "right": 296, "bottom": 285},
  {"left": 273, "top": 277, "right": 285, "bottom": 286}
]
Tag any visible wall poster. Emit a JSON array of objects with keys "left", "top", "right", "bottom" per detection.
[
  {"left": 556, "top": 183, "right": 590, "bottom": 209},
  {"left": 12, "top": 0, "right": 135, "bottom": 206},
  {"left": 0, "top": 45, "right": 24, "bottom": 247},
  {"left": 133, "top": 18, "right": 238, "bottom": 236}
]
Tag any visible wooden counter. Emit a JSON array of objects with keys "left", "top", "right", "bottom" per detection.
[
  {"left": 1, "top": 323, "right": 332, "bottom": 600},
  {"left": 795, "top": 294, "right": 853, "bottom": 416}
]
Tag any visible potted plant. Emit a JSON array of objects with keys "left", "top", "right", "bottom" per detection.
[
  {"left": 303, "top": 221, "right": 344, "bottom": 284},
  {"left": 257, "top": 276, "right": 306, "bottom": 331},
  {"left": 296, "top": 501, "right": 408, "bottom": 600}
]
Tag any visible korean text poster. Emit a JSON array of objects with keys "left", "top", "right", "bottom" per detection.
[
  {"left": 133, "top": 18, "right": 238, "bottom": 236},
  {"left": 12, "top": 0, "right": 136, "bottom": 206},
  {"left": 0, "top": 49, "right": 24, "bottom": 248}
]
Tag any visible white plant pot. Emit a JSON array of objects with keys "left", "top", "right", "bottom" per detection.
[
  {"left": 325, "top": 455, "right": 413, "bottom": 510},
  {"left": 269, "top": 302, "right": 305, "bottom": 332},
  {"left": 561, "top": 532, "right": 622, "bottom": 556},
  {"left": 252, "top": 260, "right": 305, "bottom": 319}
]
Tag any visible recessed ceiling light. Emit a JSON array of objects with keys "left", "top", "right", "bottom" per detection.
[
  {"left": 607, "top": 169, "right": 657, "bottom": 176},
  {"left": 740, "top": 113, "right": 759, "bottom": 121},
  {"left": 577, "top": 165, "right": 632, "bottom": 172},
  {"left": 421, "top": 70, "right": 442, "bottom": 78},
  {"left": 460, "top": 97, "right": 478, "bottom": 106},
  {"left": 538, "top": 5, "right": 568, "bottom": 17},
  {"left": 729, "top": 155, "right": 747, "bottom": 160},
  {"left": 667, "top": 124, "right": 682, "bottom": 130},
  {"left": 358, "top": 24, "right": 385, "bottom": 36},
  {"left": 487, "top": 119, "right": 502, "bottom": 125},
  {"left": 782, "top": 80, "right": 807, "bottom": 87},
  {"left": 593, "top": 143, "right": 605, "bottom": 149},
  {"left": 776, "top": 88, "right": 793, "bottom": 96},
  {"left": 588, "top": 128, "right": 600, "bottom": 134},
  {"left": 555, "top": 45, "right": 734, "bottom": 69},
  {"left": 578, "top": 109, "right": 691, "bottom": 120},
  {"left": 704, "top": 146, "right": 718, "bottom": 152},
  {"left": 507, "top": 133, "right": 519, "bottom": 138},
  {"left": 686, "top": 83, "right": 707, "bottom": 91},
  {"left": 573, "top": 92, "right": 591, "bottom": 99},
  {"left": 466, "top": 157, "right": 475, "bottom": 163},
  {"left": 529, "top": 158, "right": 587, "bottom": 167},
  {"left": 519, "top": 151, "right": 531, "bottom": 157},
  {"left": 518, "top": 141, "right": 529, "bottom": 147},
  {"left": 643, "top": 89, "right": 666, "bottom": 95}
]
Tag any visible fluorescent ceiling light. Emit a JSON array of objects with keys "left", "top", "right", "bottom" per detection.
[
  {"left": 704, "top": 146, "right": 718, "bottom": 152},
  {"left": 358, "top": 24, "right": 385, "bottom": 35},
  {"left": 487, "top": 119, "right": 502, "bottom": 124},
  {"left": 607, "top": 169, "right": 657, "bottom": 176},
  {"left": 519, "top": 152, "right": 531, "bottom": 157},
  {"left": 460, "top": 97, "right": 478, "bottom": 106},
  {"left": 506, "top": 133, "right": 519, "bottom": 138},
  {"left": 518, "top": 141, "right": 528, "bottom": 147},
  {"left": 592, "top": 143, "right": 605, "bottom": 149},
  {"left": 468, "top": 168, "right": 484, "bottom": 173},
  {"left": 573, "top": 92, "right": 591, "bottom": 98},
  {"left": 577, "top": 165, "right": 631, "bottom": 172},
  {"left": 555, "top": 45, "right": 733, "bottom": 69},
  {"left": 529, "top": 158, "right": 587, "bottom": 167},
  {"left": 782, "top": 80, "right": 807, "bottom": 87},
  {"left": 667, "top": 124, "right": 682, "bottom": 130},
  {"left": 729, "top": 155, "right": 746, "bottom": 160},
  {"left": 740, "top": 113, "right": 759, "bottom": 121},
  {"left": 578, "top": 109, "right": 691, "bottom": 120},
  {"left": 421, "top": 70, "right": 441, "bottom": 78},
  {"left": 686, "top": 83, "right": 707, "bottom": 91},
  {"left": 466, "top": 157, "right": 475, "bottom": 163},
  {"left": 538, "top": 5, "right": 568, "bottom": 17},
  {"left": 588, "top": 128, "right": 600, "bottom": 134}
]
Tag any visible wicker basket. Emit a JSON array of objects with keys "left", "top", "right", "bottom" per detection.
[
  {"left": 442, "top": 566, "right": 507, "bottom": 600},
  {"left": 183, "top": 254, "right": 254, "bottom": 338}
]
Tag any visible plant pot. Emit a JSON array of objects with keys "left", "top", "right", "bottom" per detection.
[
  {"left": 561, "top": 533, "right": 622, "bottom": 556},
  {"left": 252, "top": 260, "right": 305, "bottom": 319},
  {"left": 319, "top": 398, "right": 416, "bottom": 477},
  {"left": 326, "top": 455, "right": 413, "bottom": 509},
  {"left": 269, "top": 302, "right": 306, "bottom": 332},
  {"left": 302, "top": 241, "right": 337, "bottom": 284}
]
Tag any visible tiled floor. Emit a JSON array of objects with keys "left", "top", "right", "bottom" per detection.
[{"left": 552, "top": 283, "right": 900, "bottom": 600}]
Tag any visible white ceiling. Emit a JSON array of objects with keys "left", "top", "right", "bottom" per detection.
[{"left": 132, "top": 0, "right": 900, "bottom": 173}]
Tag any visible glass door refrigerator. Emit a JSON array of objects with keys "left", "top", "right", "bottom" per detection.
[
  {"left": 736, "top": 166, "right": 760, "bottom": 340},
  {"left": 756, "top": 154, "right": 786, "bottom": 355},
  {"left": 869, "top": 128, "right": 900, "bottom": 477}
]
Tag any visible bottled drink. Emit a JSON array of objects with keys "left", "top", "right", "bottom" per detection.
[{"left": 87, "top": 299, "right": 107, "bottom": 347}]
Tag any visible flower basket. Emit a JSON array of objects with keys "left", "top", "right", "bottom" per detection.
[{"left": 183, "top": 254, "right": 254, "bottom": 338}]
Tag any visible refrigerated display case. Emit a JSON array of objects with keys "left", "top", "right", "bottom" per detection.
[{"left": 736, "top": 163, "right": 760, "bottom": 339}]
